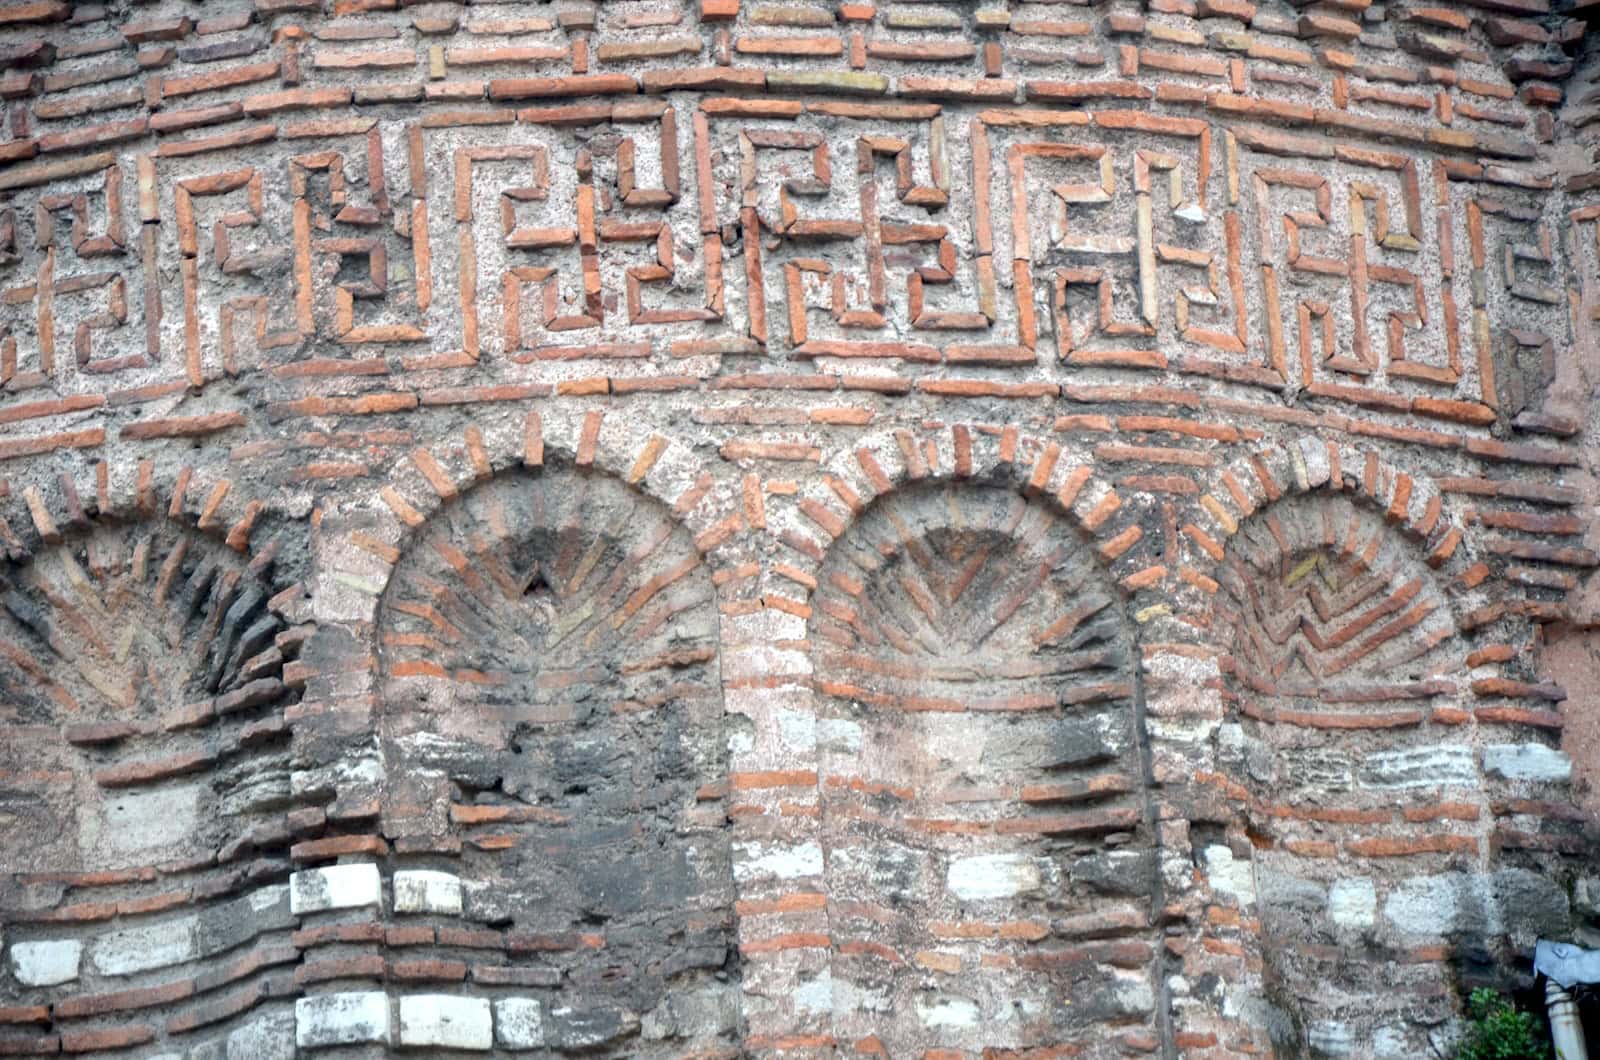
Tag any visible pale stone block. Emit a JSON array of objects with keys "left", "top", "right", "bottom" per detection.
[
  {"left": 916, "top": 992, "right": 979, "bottom": 1029},
  {"left": 791, "top": 973, "right": 832, "bottom": 1015},
  {"left": 732, "top": 841, "right": 823, "bottom": 882},
  {"left": 1384, "top": 873, "right": 1466, "bottom": 938},
  {"left": 1484, "top": 743, "right": 1571, "bottom": 783},
  {"left": 9, "top": 939, "right": 81, "bottom": 986},
  {"left": 947, "top": 853, "right": 1040, "bottom": 901},
  {"left": 290, "top": 863, "right": 382, "bottom": 915},
  {"left": 1359, "top": 746, "right": 1476, "bottom": 789},
  {"left": 295, "top": 992, "right": 391, "bottom": 1048},
  {"left": 1373, "top": 1026, "right": 1411, "bottom": 1058},
  {"left": 1202, "top": 845, "right": 1256, "bottom": 905},
  {"left": 226, "top": 1009, "right": 295, "bottom": 1059},
  {"left": 1327, "top": 878, "right": 1376, "bottom": 931},
  {"left": 1308, "top": 1020, "right": 1354, "bottom": 1056},
  {"left": 91, "top": 917, "right": 197, "bottom": 976},
  {"left": 393, "top": 870, "right": 463, "bottom": 915},
  {"left": 94, "top": 783, "right": 201, "bottom": 859},
  {"left": 494, "top": 997, "right": 545, "bottom": 1049},
  {"left": 399, "top": 994, "right": 492, "bottom": 1050}
]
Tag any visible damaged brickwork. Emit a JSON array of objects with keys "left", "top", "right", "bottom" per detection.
[{"left": 1, "top": 0, "right": 1600, "bottom": 1056}]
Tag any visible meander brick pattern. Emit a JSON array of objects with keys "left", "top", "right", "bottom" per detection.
[{"left": 0, "top": 0, "right": 1595, "bottom": 1056}]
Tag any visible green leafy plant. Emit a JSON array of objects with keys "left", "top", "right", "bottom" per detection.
[{"left": 1456, "top": 988, "right": 1552, "bottom": 1060}]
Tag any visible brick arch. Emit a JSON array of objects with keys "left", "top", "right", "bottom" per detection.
[
  {"left": 339, "top": 407, "right": 747, "bottom": 621},
  {"left": 1184, "top": 436, "right": 1483, "bottom": 592},
  {"left": 802, "top": 450, "right": 1168, "bottom": 1057},
  {"left": 782, "top": 423, "right": 1166, "bottom": 600},
  {"left": 0, "top": 454, "right": 290, "bottom": 563},
  {"left": 0, "top": 455, "right": 302, "bottom": 867},
  {"left": 0, "top": 457, "right": 310, "bottom": 1053},
  {"left": 371, "top": 452, "right": 742, "bottom": 1057},
  {"left": 1192, "top": 439, "right": 1567, "bottom": 1057}
]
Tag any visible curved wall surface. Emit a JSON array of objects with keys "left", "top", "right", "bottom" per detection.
[{"left": 1, "top": 1, "right": 1598, "bottom": 1056}]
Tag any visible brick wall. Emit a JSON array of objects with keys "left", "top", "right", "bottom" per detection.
[{"left": 0, "top": 0, "right": 1596, "bottom": 1056}]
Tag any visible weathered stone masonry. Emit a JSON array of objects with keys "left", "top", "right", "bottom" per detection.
[{"left": 1, "top": 0, "right": 1599, "bottom": 1056}]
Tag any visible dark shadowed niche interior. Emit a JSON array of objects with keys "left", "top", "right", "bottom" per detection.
[{"left": 374, "top": 462, "right": 739, "bottom": 1054}]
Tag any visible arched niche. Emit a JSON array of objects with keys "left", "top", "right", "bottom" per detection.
[
  {"left": 375, "top": 463, "right": 738, "bottom": 1054},
  {"left": 0, "top": 516, "right": 295, "bottom": 877},
  {"left": 1210, "top": 490, "right": 1570, "bottom": 1054},
  {"left": 808, "top": 480, "right": 1162, "bottom": 1057}
]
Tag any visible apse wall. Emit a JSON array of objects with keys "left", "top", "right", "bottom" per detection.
[{"left": 1, "top": 0, "right": 1598, "bottom": 1057}]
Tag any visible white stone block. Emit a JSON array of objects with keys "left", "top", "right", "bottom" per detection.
[
  {"left": 295, "top": 992, "right": 392, "bottom": 1048},
  {"left": 1359, "top": 746, "right": 1477, "bottom": 789},
  {"left": 1485, "top": 743, "right": 1571, "bottom": 783},
  {"left": 775, "top": 708, "right": 817, "bottom": 752},
  {"left": 494, "top": 997, "right": 545, "bottom": 1049},
  {"left": 399, "top": 994, "right": 492, "bottom": 1050},
  {"left": 1384, "top": 873, "right": 1466, "bottom": 938},
  {"left": 732, "top": 841, "right": 823, "bottom": 882},
  {"left": 9, "top": 939, "right": 81, "bottom": 986},
  {"left": 92, "top": 917, "right": 198, "bottom": 976},
  {"left": 791, "top": 973, "right": 832, "bottom": 1015},
  {"left": 1202, "top": 845, "right": 1256, "bottom": 905},
  {"left": 1308, "top": 1020, "right": 1354, "bottom": 1056},
  {"left": 916, "top": 992, "right": 980, "bottom": 1029},
  {"left": 947, "top": 854, "right": 1040, "bottom": 901},
  {"left": 227, "top": 1009, "right": 295, "bottom": 1059},
  {"left": 393, "top": 870, "right": 463, "bottom": 916},
  {"left": 290, "top": 863, "right": 382, "bottom": 915},
  {"left": 1373, "top": 1025, "right": 1411, "bottom": 1058},
  {"left": 1327, "top": 878, "right": 1376, "bottom": 931},
  {"left": 1113, "top": 976, "right": 1155, "bottom": 1016},
  {"left": 95, "top": 784, "right": 201, "bottom": 858}
]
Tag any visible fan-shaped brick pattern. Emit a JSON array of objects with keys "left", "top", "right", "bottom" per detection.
[
  {"left": 1216, "top": 493, "right": 1456, "bottom": 700},
  {"left": 0, "top": 517, "right": 293, "bottom": 873},
  {"left": 810, "top": 482, "right": 1160, "bottom": 1057},
  {"left": 376, "top": 466, "right": 738, "bottom": 1056},
  {"left": 0, "top": 516, "right": 303, "bottom": 1057}
]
